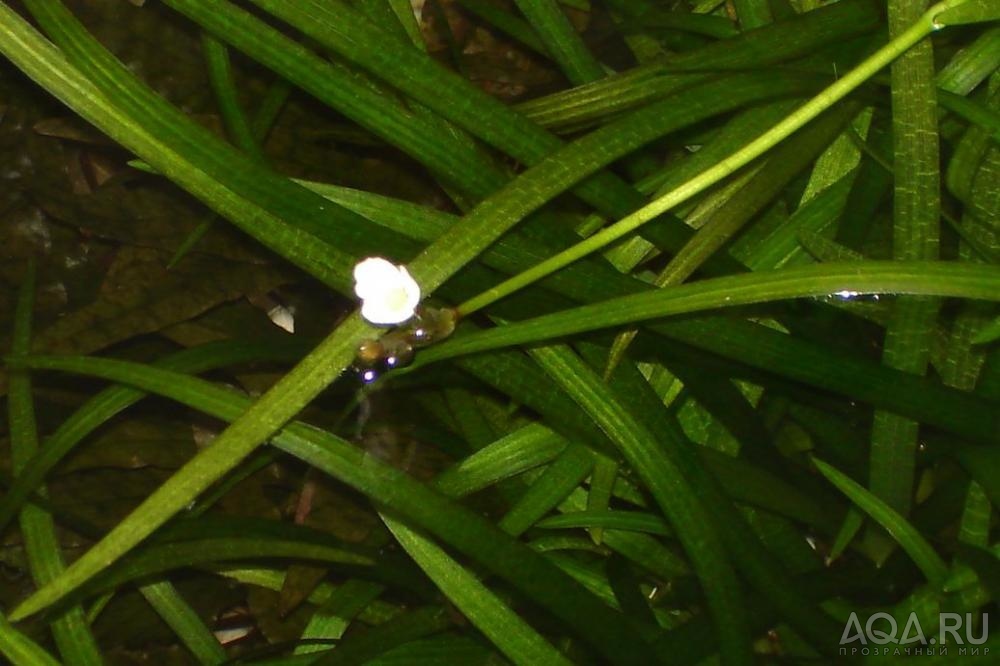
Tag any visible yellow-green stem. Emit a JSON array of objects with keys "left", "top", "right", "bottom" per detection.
[{"left": 457, "top": 0, "right": 962, "bottom": 316}]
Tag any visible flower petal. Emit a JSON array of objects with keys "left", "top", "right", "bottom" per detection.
[
  {"left": 353, "top": 257, "right": 421, "bottom": 325},
  {"left": 354, "top": 257, "right": 401, "bottom": 299},
  {"left": 396, "top": 266, "right": 421, "bottom": 310},
  {"left": 361, "top": 297, "right": 408, "bottom": 325}
]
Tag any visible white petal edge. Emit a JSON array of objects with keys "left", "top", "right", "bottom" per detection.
[
  {"left": 360, "top": 297, "right": 414, "bottom": 325},
  {"left": 354, "top": 257, "right": 402, "bottom": 299}
]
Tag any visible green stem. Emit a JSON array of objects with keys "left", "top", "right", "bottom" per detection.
[{"left": 457, "top": 0, "right": 962, "bottom": 316}]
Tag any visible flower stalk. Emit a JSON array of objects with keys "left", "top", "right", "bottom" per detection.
[{"left": 455, "top": 0, "right": 974, "bottom": 317}]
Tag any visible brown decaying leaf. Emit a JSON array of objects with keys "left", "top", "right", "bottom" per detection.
[{"left": 34, "top": 246, "right": 294, "bottom": 355}]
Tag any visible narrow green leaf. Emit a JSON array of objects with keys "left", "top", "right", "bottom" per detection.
[
  {"left": 606, "top": 104, "right": 855, "bottom": 370},
  {"left": 957, "top": 482, "right": 992, "bottom": 549},
  {"left": 457, "top": 1, "right": 955, "bottom": 315},
  {"left": 936, "top": 25, "right": 1000, "bottom": 95},
  {"left": 586, "top": 457, "right": 618, "bottom": 544},
  {"left": 598, "top": 351, "right": 843, "bottom": 654},
  {"left": 138, "top": 581, "right": 226, "bottom": 665},
  {"left": 868, "top": 0, "right": 944, "bottom": 525},
  {"left": 6, "top": 311, "right": 371, "bottom": 620},
  {"left": 698, "top": 448, "right": 834, "bottom": 530},
  {"left": 433, "top": 424, "right": 568, "bottom": 498},
  {"left": 954, "top": 446, "right": 1000, "bottom": 512},
  {"left": 296, "top": 580, "right": 385, "bottom": 655},
  {"left": 383, "top": 516, "right": 573, "bottom": 665},
  {"left": 249, "top": 77, "right": 293, "bottom": 141},
  {"left": 945, "top": 482, "right": 993, "bottom": 605},
  {"left": 653, "top": 317, "right": 998, "bottom": 444},
  {"left": 512, "top": 0, "right": 606, "bottom": 84},
  {"left": 528, "top": 344, "right": 753, "bottom": 665},
  {"left": 454, "top": 0, "right": 547, "bottom": 54},
  {"left": 537, "top": 510, "right": 672, "bottom": 536},
  {"left": 828, "top": 508, "right": 865, "bottom": 564},
  {"left": 210, "top": 566, "right": 397, "bottom": 626},
  {"left": 938, "top": 90, "right": 1000, "bottom": 140},
  {"left": 0, "top": 10, "right": 521, "bottom": 628},
  {"left": 8, "top": 265, "right": 102, "bottom": 665},
  {"left": 812, "top": 457, "right": 949, "bottom": 587},
  {"left": 613, "top": 5, "right": 739, "bottom": 40},
  {"left": 557, "top": 489, "right": 692, "bottom": 579},
  {"left": 301, "top": 148, "right": 1000, "bottom": 447},
  {"left": 743, "top": 175, "right": 854, "bottom": 271},
  {"left": 0, "top": 614, "right": 61, "bottom": 666},
  {"left": 973, "top": 315, "right": 1000, "bottom": 344},
  {"left": 243, "top": 0, "right": 823, "bottom": 233},
  {"left": 418, "top": 262, "right": 1000, "bottom": 362},
  {"left": 442, "top": 389, "right": 499, "bottom": 450},
  {"left": 952, "top": 544, "right": 1000, "bottom": 602},
  {"left": 9, "top": 355, "right": 656, "bottom": 665},
  {"left": 201, "top": 32, "right": 263, "bottom": 160},
  {"left": 518, "top": 0, "right": 882, "bottom": 129},
  {"left": 164, "top": 0, "right": 509, "bottom": 203},
  {"left": 499, "top": 445, "right": 595, "bottom": 537},
  {"left": 89, "top": 537, "right": 373, "bottom": 597},
  {"left": 0, "top": 341, "right": 307, "bottom": 535},
  {"left": 933, "top": 0, "right": 1000, "bottom": 26}
]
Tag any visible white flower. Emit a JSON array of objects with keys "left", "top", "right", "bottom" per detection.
[{"left": 353, "top": 257, "right": 421, "bottom": 325}]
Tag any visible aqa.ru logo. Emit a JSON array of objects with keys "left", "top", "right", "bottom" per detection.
[{"left": 840, "top": 612, "right": 989, "bottom": 657}]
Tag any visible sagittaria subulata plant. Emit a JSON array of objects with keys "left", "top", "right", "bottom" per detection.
[{"left": 0, "top": 0, "right": 998, "bottom": 663}]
